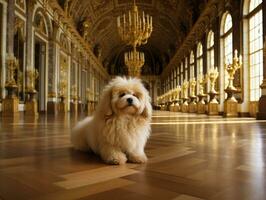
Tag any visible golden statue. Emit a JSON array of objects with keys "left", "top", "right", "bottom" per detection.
[
  {"left": 189, "top": 78, "right": 197, "bottom": 113},
  {"left": 5, "top": 54, "right": 19, "bottom": 88},
  {"left": 207, "top": 67, "right": 219, "bottom": 115},
  {"left": 208, "top": 67, "right": 219, "bottom": 96},
  {"left": 173, "top": 86, "right": 181, "bottom": 112},
  {"left": 181, "top": 80, "right": 189, "bottom": 112},
  {"left": 198, "top": 75, "right": 207, "bottom": 96},
  {"left": 189, "top": 78, "right": 197, "bottom": 98}
]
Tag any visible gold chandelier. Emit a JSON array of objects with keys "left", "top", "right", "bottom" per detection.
[
  {"left": 117, "top": 0, "right": 153, "bottom": 48},
  {"left": 124, "top": 47, "right": 145, "bottom": 77},
  {"left": 117, "top": 0, "right": 153, "bottom": 77}
]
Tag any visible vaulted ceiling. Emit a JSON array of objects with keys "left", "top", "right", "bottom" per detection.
[{"left": 58, "top": 0, "right": 208, "bottom": 75}]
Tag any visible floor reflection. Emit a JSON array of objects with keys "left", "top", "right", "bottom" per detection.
[{"left": 0, "top": 111, "right": 266, "bottom": 200}]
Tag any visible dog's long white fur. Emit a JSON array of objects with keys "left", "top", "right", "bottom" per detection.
[{"left": 71, "top": 77, "right": 152, "bottom": 164}]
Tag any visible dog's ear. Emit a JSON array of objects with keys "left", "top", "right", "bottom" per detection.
[
  {"left": 96, "top": 85, "right": 113, "bottom": 118},
  {"left": 141, "top": 91, "right": 152, "bottom": 120}
]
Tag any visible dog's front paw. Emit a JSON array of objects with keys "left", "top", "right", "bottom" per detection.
[
  {"left": 104, "top": 152, "right": 127, "bottom": 165},
  {"left": 128, "top": 153, "right": 147, "bottom": 164}
]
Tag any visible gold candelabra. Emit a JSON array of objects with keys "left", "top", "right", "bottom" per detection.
[
  {"left": 223, "top": 50, "right": 242, "bottom": 117},
  {"left": 208, "top": 67, "right": 219, "bottom": 94},
  {"left": 5, "top": 54, "right": 19, "bottom": 88},
  {"left": 198, "top": 75, "right": 207, "bottom": 96},
  {"left": 124, "top": 47, "right": 145, "bottom": 77},
  {"left": 189, "top": 78, "right": 197, "bottom": 97},
  {"left": 26, "top": 68, "right": 39, "bottom": 93},
  {"left": 117, "top": 0, "right": 153, "bottom": 48},
  {"left": 173, "top": 86, "right": 181, "bottom": 112},
  {"left": 182, "top": 80, "right": 189, "bottom": 99},
  {"left": 225, "top": 50, "right": 242, "bottom": 91},
  {"left": 207, "top": 67, "right": 219, "bottom": 115}
]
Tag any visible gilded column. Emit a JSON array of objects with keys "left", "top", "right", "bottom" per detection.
[
  {"left": 70, "top": 44, "right": 78, "bottom": 115},
  {"left": 25, "top": 0, "right": 38, "bottom": 116},
  {"left": 25, "top": 0, "right": 34, "bottom": 69},
  {"left": 7, "top": 0, "right": 15, "bottom": 55},
  {"left": 2, "top": 0, "right": 19, "bottom": 116},
  {"left": 0, "top": 2, "right": 7, "bottom": 100}
]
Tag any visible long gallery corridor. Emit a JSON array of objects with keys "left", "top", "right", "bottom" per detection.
[
  {"left": 0, "top": 0, "right": 266, "bottom": 199},
  {"left": 0, "top": 111, "right": 266, "bottom": 200}
]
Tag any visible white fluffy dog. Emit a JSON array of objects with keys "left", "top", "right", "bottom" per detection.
[{"left": 71, "top": 77, "right": 152, "bottom": 165}]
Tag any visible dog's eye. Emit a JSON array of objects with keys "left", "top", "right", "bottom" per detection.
[
  {"left": 133, "top": 94, "right": 139, "bottom": 99},
  {"left": 119, "top": 93, "right": 126, "bottom": 98}
]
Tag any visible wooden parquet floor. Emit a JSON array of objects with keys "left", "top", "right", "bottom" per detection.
[{"left": 0, "top": 111, "right": 266, "bottom": 200}]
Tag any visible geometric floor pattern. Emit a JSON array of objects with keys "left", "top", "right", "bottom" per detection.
[{"left": 0, "top": 111, "right": 266, "bottom": 200}]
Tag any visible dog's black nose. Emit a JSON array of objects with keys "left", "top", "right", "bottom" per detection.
[{"left": 127, "top": 98, "right": 133, "bottom": 105}]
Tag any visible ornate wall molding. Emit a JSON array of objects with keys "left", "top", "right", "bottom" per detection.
[{"left": 48, "top": 0, "right": 109, "bottom": 80}]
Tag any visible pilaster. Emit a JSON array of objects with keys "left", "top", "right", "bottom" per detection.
[{"left": 7, "top": 0, "right": 15, "bottom": 55}]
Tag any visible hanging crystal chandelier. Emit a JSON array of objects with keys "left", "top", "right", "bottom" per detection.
[
  {"left": 117, "top": 0, "right": 153, "bottom": 48},
  {"left": 124, "top": 47, "right": 145, "bottom": 77}
]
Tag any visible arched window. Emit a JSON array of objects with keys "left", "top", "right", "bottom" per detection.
[
  {"left": 248, "top": 0, "right": 263, "bottom": 101},
  {"left": 221, "top": 12, "right": 233, "bottom": 90},
  {"left": 207, "top": 30, "right": 215, "bottom": 70},
  {"left": 185, "top": 57, "right": 188, "bottom": 81},
  {"left": 190, "top": 51, "right": 194, "bottom": 79},
  {"left": 196, "top": 43, "right": 203, "bottom": 79}
]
